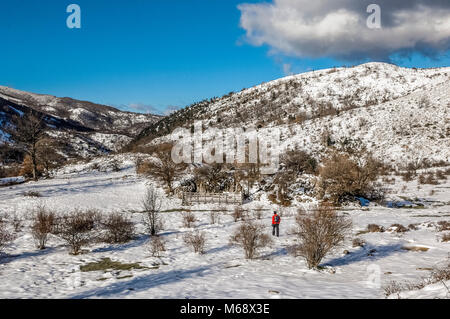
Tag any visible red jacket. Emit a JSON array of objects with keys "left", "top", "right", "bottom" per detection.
[{"left": 272, "top": 214, "right": 281, "bottom": 225}]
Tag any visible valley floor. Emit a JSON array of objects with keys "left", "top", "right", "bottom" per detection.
[{"left": 0, "top": 156, "right": 449, "bottom": 299}]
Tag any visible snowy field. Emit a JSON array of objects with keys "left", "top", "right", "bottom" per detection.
[{"left": 0, "top": 156, "right": 449, "bottom": 299}]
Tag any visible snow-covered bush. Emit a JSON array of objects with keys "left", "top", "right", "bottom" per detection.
[
  {"left": 31, "top": 206, "right": 55, "bottom": 250},
  {"left": 292, "top": 203, "right": 352, "bottom": 269},
  {"left": 230, "top": 220, "right": 272, "bottom": 260},
  {"left": 183, "top": 231, "right": 206, "bottom": 254},
  {"left": 101, "top": 213, "right": 135, "bottom": 244}
]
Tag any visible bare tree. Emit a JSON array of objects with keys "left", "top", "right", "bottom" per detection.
[
  {"left": 141, "top": 143, "right": 186, "bottom": 195},
  {"left": 5, "top": 112, "right": 46, "bottom": 181},
  {"left": 142, "top": 186, "right": 163, "bottom": 236},
  {"left": 194, "top": 164, "right": 231, "bottom": 193},
  {"left": 292, "top": 203, "right": 352, "bottom": 269},
  {"left": 318, "top": 151, "right": 381, "bottom": 204},
  {"left": 230, "top": 220, "right": 272, "bottom": 259},
  {"left": 31, "top": 205, "right": 55, "bottom": 250},
  {"left": 36, "top": 137, "right": 64, "bottom": 177}
]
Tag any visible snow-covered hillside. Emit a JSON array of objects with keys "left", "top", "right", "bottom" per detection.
[
  {"left": 0, "top": 87, "right": 161, "bottom": 163},
  {"left": 0, "top": 155, "right": 448, "bottom": 299},
  {"left": 0, "top": 86, "right": 161, "bottom": 135},
  {"left": 138, "top": 63, "right": 450, "bottom": 166}
]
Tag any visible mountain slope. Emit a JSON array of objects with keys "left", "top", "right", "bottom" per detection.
[
  {"left": 0, "top": 86, "right": 161, "bottom": 136},
  {"left": 131, "top": 62, "right": 450, "bottom": 166},
  {"left": 0, "top": 87, "right": 161, "bottom": 162}
]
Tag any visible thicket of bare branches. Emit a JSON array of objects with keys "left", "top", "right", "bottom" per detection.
[
  {"left": 183, "top": 231, "right": 206, "bottom": 254},
  {"left": 318, "top": 151, "right": 381, "bottom": 204},
  {"left": 232, "top": 206, "right": 245, "bottom": 222},
  {"left": 142, "top": 186, "right": 163, "bottom": 236},
  {"left": 101, "top": 213, "right": 135, "bottom": 244},
  {"left": 149, "top": 236, "right": 166, "bottom": 257},
  {"left": 54, "top": 210, "right": 99, "bottom": 255},
  {"left": 31, "top": 206, "right": 55, "bottom": 250},
  {"left": 280, "top": 148, "right": 317, "bottom": 176},
  {"left": 182, "top": 211, "right": 197, "bottom": 228},
  {"left": 230, "top": 220, "right": 272, "bottom": 259},
  {"left": 0, "top": 215, "right": 15, "bottom": 255},
  {"left": 292, "top": 204, "right": 352, "bottom": 269}
]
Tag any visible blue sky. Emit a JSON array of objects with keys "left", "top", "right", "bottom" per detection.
[{"left": 0, "top": 0, "right": 449, "bottom": 114}]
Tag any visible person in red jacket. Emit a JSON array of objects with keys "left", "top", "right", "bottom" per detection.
[{"left": 272, "top": 211, "right": 281, "bottom": 237}]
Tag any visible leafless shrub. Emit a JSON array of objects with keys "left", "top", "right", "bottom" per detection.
[
  {"left": 230, "top": 220, "right": 272, "bottom": 260},
  {"left": 401, "top": 169, "right": 416, "bottom": 182},
  {"left": 232, "top": 206, "right": 244, "bottom": 222},
  {"left": 419, "top": 95, "right": 431, "bottom": 108},
  {"left": 437, "top": 221, "right": 450, "bottom": 232},
  {"left": 384, "top": 260, "right": 450, "bottom": 297},
  {"left": 352, "top": 238, "right": 366, "bottom": 248},
  {"left": 183, "top": 231, "right": 206, "bottom": 254},
  {"left": 430, "top": 263, "right": 450, "bottom": 282},
  {"left": 12, "top": 214, "right": 23, "bottom": 233},
  {"left": 142, "top": 186, "right": 163, "bottom": 236},
  {"left": 367, "top": 224, "right": 385, "bottom": 233},
  {"left": 390, "top": 224, "right": 409, "bottom": 233},
  {"left": 149, "top": 236, "right": 166, "bottom": 257},
  {"left": 55, "top": 210, "right": 99, "bottom": 255},
  {"left": 182, "top": 211, "right": 197, "bottom": 228},
  {"left": 0, "top": 217, "right": 15, "bottom": 255},
  {"left": 383, "top": 281, "right": 405, "bottom": 298},
  {"left": 436, "top": 170, "right": 447, "bottom": 180},
  {"left": 23, "top": 191, "right": 41, "bottom": 198},
  {"left": 109, "top": 159, "right": 121, "bottom": 172},
  {"left": 292, "top": 203, "right": 352, "bottom": 269},
  {"left": 31, "top": 206, "right": 55, "bottom": 250},
  {"left": 442, "top": 233, "right": 450, "bottom": 242},
  {"left": 101, "top": 213, "right": 135, "bottom": 244}
]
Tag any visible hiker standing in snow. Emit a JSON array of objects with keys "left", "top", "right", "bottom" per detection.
[{"left": 272, "top": 211, "right": 281, "bottom": 237}]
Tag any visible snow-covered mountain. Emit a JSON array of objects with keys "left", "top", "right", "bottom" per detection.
[
  {"left": 0, "top": 87, "right": 161, "bottom": 159},
  {"left": 0, "top": 86, "right": 161, "bottom": 135},
  {"left": 131, "top": 62, "right": 450, "bottom": 166}
]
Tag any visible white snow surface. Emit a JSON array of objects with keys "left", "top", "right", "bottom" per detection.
[{"left": 0, "top": 155, "right": 449, "bottom": 299}]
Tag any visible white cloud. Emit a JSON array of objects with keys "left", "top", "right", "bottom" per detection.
[
  {"left": 125, "top": 103, "right": 159, "bottom": 114},
  {"left": 238, "top": 0, "right": 450, "bottom": 60}
]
